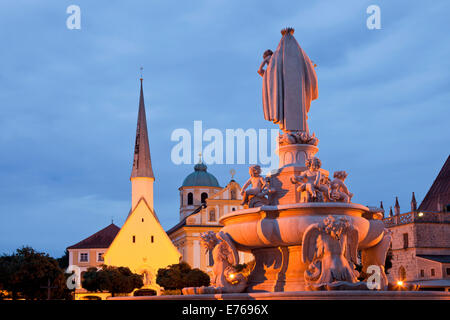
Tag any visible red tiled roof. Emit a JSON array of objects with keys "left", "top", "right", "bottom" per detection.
[
  {"left": 67, "top": 223, "right": 120, "bottom": 249},
  {"left": 418, "top": 155, "right": 450, "bottom": 212}
]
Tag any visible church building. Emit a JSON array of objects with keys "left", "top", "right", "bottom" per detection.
[
  {"left": 167, "top": 161, "right": 253, "bottom": 275},
  {"left": 67, "top": 78, "right": 180, "bottom": 299},
  {"left": 383, "top": 155, "right": 450, "bottom": 291}
]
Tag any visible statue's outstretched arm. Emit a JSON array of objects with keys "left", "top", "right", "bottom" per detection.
[
  {"left": 257, "top": 60, "right": 266, "bottom": 77},
  {"left": 257, "top": 57, "right": 271, "bottom": 77}
]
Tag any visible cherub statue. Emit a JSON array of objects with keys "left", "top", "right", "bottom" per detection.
[
  {"left": 182, "top": 231, "right": 247, "bottom": 294},
  {"left": 329, "top": 171, "right": 353, "bottom": 203},
  {"left": 241, "top": 165, "right": 268, "bottom": 207},
  {"left": 291, "top": 157, "right": 329, "bottom": 202},
  {"left": 302, "top": 216, "right": 360, "bottom": 290}
]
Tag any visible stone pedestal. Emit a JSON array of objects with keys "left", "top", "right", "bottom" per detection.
[
  {"left": 247, "top": 245, "right": 307, "bottom": 292},
  {"left": 270, "top": 144, "right": 326, "bottom": 205},
  {"left": 276, "top": 144, "right": 318, "bottom": 168}
]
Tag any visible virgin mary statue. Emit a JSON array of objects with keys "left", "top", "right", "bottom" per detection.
[{"left": 258, "top": 28, "right": 318, "bottom": 133}]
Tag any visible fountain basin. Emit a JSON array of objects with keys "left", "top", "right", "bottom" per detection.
[
  {"left": 219, "top": 202, "right": 386, "bottom": 292},
  {"left": 220, "top": 202, "right": 385, "bottom": 251}
]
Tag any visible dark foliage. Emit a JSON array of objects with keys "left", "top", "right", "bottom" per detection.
[
  {"left": 156, "top": 262, "right": 210, "bottom": 290},
  {"left": 0, "top": 246, "right": 72, "bottom": 300},
  {"left": 81, "top": 265, "right": 143, "bottom": 297}
]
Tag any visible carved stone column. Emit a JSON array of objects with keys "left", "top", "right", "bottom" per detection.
[
  {"left": 277, "top": 144, "right": 318, "bottom": 168},
  {"left": 247, "top": 245, "right": 307, "bottom": 292}
]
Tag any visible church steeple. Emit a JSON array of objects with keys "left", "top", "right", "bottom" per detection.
[
  {"left": 411, "top": 192, "right": 417, "bottom": 212},
  {"left": 130, "top": 76, "right": 155, "bottom": 212},
  {"left": 394, "top": 196, "right": 400, "bottom": 215},
  {"left": 131, "top": 78, "right": 154, "bottom": 179}
]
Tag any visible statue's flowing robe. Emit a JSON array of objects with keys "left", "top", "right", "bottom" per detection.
[{"left": 262, "top": 33, "right": 318, "bottom": 132}]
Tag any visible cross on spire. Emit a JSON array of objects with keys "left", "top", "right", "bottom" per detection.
[{"left": 230, "top": 169, "right": 236, "bottom": 180}]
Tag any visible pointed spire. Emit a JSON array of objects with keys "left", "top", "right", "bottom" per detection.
[
  {"left": 411, "top": 192, "right": 417, "bottom": 212},
  {"left": 380, "top": 201, "right": 384, "bottom": 210},
  {"left": 131, "top": 77, "right": 154, "bottom": 179},
  {"left": 394, "top": 196, "right": 400, "bottom": 215},
  {"left": 389, "top": 206, "right": 393, "bottom": 217}
]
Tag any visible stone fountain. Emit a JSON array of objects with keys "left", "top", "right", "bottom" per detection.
[{"left": 182, "top": 28, "right": 393, "bottom": 295}]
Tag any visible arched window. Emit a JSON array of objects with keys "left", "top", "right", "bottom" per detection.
[
  {"left": 201, "top": 192, "right": 208, "bottom": 204},
  {"left": 209, "top": 210, "right": 216, "bottom": 222},
  {"left": 399, "top": 266, "right": 406, "bottom": 280},
  {"left": 230, "top": 189, "right": 236, "bottom": 200},
  {"left": 187, "top": 192, "right": 193, "bottom": 205}
]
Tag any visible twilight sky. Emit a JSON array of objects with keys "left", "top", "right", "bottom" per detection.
[{"left": 0, "top": 0, "right": 448, "bottom": 258}]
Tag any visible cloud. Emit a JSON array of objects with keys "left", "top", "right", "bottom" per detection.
[{"left": 0, "top": 0, "right": 448, "bottom": 257}]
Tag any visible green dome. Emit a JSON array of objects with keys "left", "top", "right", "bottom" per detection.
[{"left": 182, "top": 162, "right": 220, "bottom": 187}]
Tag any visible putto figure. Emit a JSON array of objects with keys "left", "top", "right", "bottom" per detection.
[
  {"left": 302, "top": 216, "right": 363, "bottom": 290},
  {"left": 182, "top": 231, "right": 247, "bottom": 295},
  {"left": 291, "top": 157, "right": 329, "bottom": 202},
  {"left": 258, "top": 28, "right": 318, "bottom": 133},
  {"left": 240, "top": 165, "right": 269, "bottom": 207},
  {"left": 329, "top": 171, "right": 353, "bottom": 203}
]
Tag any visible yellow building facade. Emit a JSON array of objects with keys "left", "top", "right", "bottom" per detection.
[{"left": 104, "top": 199, "right": 180, "bottom": 293}]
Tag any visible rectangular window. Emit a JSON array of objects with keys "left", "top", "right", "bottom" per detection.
[
  {"left": 431, "top": 269, "right": 435, "bottom": 276},
  {"left": 151, "top": 235, "right": 154, "bottom": 243},
  {"left": 80, "top": 253, "right": 89, "bottom": 262},
  {"left": 132, "top": 235, "right": 136, "bottom": 243},
  {"left": 420, "top": 269, "right": 424, "bottom": 277},
  {"left": 97, "top": 252, "right": 104, "bottom": 262},
  {"left": 446, "top": 268, "right": 450, "bottom": 276},
  {"left": 403, "top": 233, "right": 409, "bottom": 249}
]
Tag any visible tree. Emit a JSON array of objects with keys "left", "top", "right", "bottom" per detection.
[
  {"left": 156, "top": 262, "right": 210, "bottom": 291},
  {"left": 81, "top": 265, "right": 143, "bottom": 297},
  {"left": 0, "top": 246, "right": 71, "bottom": 300},
  {"left": 56, "top": 249, "right": 69, "bottom": 270},
  {"left": 185, "top": 268, "right": 210, "bottom": 288}
]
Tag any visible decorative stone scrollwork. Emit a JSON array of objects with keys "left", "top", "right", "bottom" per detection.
[
  {"left": 302, "top": 216, "right": 367, "bottom": 290},
  {"left": 182, "top": 231, "right": 247, "bottom": 295},
  {"left": 278, "top": 131, "right": 319, "bottom": 146}
]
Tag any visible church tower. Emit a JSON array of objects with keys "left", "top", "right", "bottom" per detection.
[
  {"left": 130, "top": 78, "right": 155, "bottom": 212},
  {"left": 104, "top": 77, "right": 180, "bottom": 294}
]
